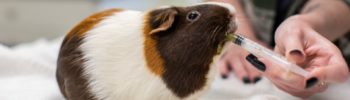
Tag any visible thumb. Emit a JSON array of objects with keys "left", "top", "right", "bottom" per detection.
[
  {"left": 309, "top": 65, "right": 349, "bottom": 84},
  {"left": 275, "top": 35, "right": 306, "bottom": 65}
]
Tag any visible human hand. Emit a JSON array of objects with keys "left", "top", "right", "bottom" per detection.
[
  {"left": 245, "top": 16, "right": 349, "bottom": 98},
  {"left": 217, "top": 42, "right": 263, "bottom": 84},
  {"left": 213, "top": 0, "right": 267, "bottom": 84}
]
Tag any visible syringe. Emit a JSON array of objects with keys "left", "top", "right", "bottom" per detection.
[{"left": 226, "top": 33, "right": 310, "bottom": 78}]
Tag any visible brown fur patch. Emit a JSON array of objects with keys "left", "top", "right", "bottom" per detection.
[
  {"left": 57, "top": 8, "right": 123, "bottom": 100},
  {"left": 66, "top": 8, "right": 123, "bottom": 39},
  {"left": 143, "top": 14, "right": 166, "bottom": 76}
]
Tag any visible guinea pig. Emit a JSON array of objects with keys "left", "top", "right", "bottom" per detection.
[{"left": 56, "top": 2, "right": 236, "bottom": 100}]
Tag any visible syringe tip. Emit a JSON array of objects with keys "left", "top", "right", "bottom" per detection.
[{"left": 226, "top": 33, "right": 244, "bottom": 45}]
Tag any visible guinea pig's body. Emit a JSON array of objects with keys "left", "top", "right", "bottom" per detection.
[{"left": 57, "top": 2, "right": 236, "bottom": 100}]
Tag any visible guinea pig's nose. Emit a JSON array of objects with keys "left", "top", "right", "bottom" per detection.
[
  {"left": 227, "top": 14, "right": 234, "bottom": 20},
  {"left": 227, "top": 14, "right": 235, "bottom": 20}
]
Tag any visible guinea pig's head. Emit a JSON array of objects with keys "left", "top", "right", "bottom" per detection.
[
  {"left": 143, "top": 2, "right": 237, "bottom": 97},
  {"left": 143, "top": 2, "right": 237, "bottom": 73}
]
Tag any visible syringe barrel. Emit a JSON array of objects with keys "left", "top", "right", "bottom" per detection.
[{"left": 232, "top": 34, "right": 310, "bottom": 77}]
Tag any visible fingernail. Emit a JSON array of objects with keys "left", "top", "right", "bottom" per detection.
[
  {"left": 289, "top": 49, "right": 305, "bottom": 61},
  {"left": 221, "top": 74, "right": 228, "bottom": 79},
  {"left": 242, "top": 76, "right": 251, "bottom": 84},
  {"left": 290, "top": 49, "right": 303, "bottom": 57},
  {"left": 227, "top": 64, "right": 232, "bottom": 71},
  {"left": 253, "top": 77, "right": 261, "bottom": 83},
  {"left": 246, "top": 54, "right": 266, "bottom": 71},
  {"left": 305, "top": 77, "right": 318, "bottom": 89}
]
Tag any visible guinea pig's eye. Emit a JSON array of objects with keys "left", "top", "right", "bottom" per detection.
[{"left": 186, "top": 11, "right": 201, "bottom": 22}]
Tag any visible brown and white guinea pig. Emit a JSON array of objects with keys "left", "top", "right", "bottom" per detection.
[{"left": 56, "top": 2, "right": 236, "bottom": 100}]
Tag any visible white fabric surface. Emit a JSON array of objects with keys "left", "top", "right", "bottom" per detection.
[
  {"left": 0, "top": 38, "right": 64, "bottom": 100},
  {"left": 0, "top": 38, "right": 349, "bottom": 100}
]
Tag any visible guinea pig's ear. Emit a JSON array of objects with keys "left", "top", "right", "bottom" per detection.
[{"left": 148, "top": 8, "right": 178, "bottom": 35}]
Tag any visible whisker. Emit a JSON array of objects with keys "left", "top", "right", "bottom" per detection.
[
  {"left": 209, "top": 26, "right": 219, "bottom": 44},
  {"left": 211, "top": 26, "right": 222, "bottom": 43}
]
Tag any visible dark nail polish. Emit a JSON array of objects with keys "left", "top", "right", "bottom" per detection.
[
  {"left": 221, "top": 74, "right": 228, "bottom": 79},
  {"left": 305, "top": 77, "right": 318, "bottom": 89},
  {"left": 242, "top": 76, "right": 251, "bottom": 84},
  {"left": 246, "top": 54, "right": 266, "bottom": 71},
  {"left": 253, "top": 77, "right": 261, "bottom": 83}
]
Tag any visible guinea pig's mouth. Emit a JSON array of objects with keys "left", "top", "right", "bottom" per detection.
[
  {"left": 216, "top": 20, "right": 237, "bottom": 54},
  {"left": 226, "top": 20, "right": 237, "bottom": 35}
]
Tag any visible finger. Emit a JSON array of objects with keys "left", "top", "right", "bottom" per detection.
[
  {"left": 246, "top": 53, "right": 281, "bottom": 79},
  {"left": 308, "top": 81, "right": 328, "bottom": 93},
  {"left": 245, "top": 54, "right": 267, "bottom": 72},
  {"left": 309, "top": 65, "right": 349, "bottom": 83},
  {"left": 271, "top": 76, "right": 326, "bottom": 98},
  {"left": 229, "top": 58, "right": 250, "bottom": 84},
  {"left": 243, "top": 58, "right": 262, "bottom": 84},
  {"left": 217, "top": 59, "right": 229, "bottom": 79},
  {"left": 246, "top": 53, "right": 304, "bottom": 84},
  {"left": 302, "top": 71, "right": 328, "bottom": 92},
  {"left": 244, "top": 53, "right": 286, "bottom": 85},
  {"left": 269, "top": 77, "right": 310, "bottom": 97},
  {"left": 287, "top": 49, "right": 306, "bottom": 66},
  {"left": 302, "top": 78, "right": 328, "bottom": 97},
  {"left": 275, "top": 33, "right": 306, "bottom": 65}
]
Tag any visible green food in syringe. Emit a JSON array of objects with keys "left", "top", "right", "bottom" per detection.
[{"left": 226, "top": 33, "right": 310, "bottom": 78}]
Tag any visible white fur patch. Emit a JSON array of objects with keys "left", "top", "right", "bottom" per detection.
[
  {"left": 80, "top": 10, "right": 179, "bottom": 100},
  {"left": 157, "top": 5, "right": 172, "bottom": 9}
]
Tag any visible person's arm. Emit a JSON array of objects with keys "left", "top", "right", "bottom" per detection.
[{"left": 298, "top": 0, "right": 350, "bottom": 40}]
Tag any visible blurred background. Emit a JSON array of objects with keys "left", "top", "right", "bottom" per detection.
[{"left": 0, "top": 0, "right": 202, "bottom": 46}]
